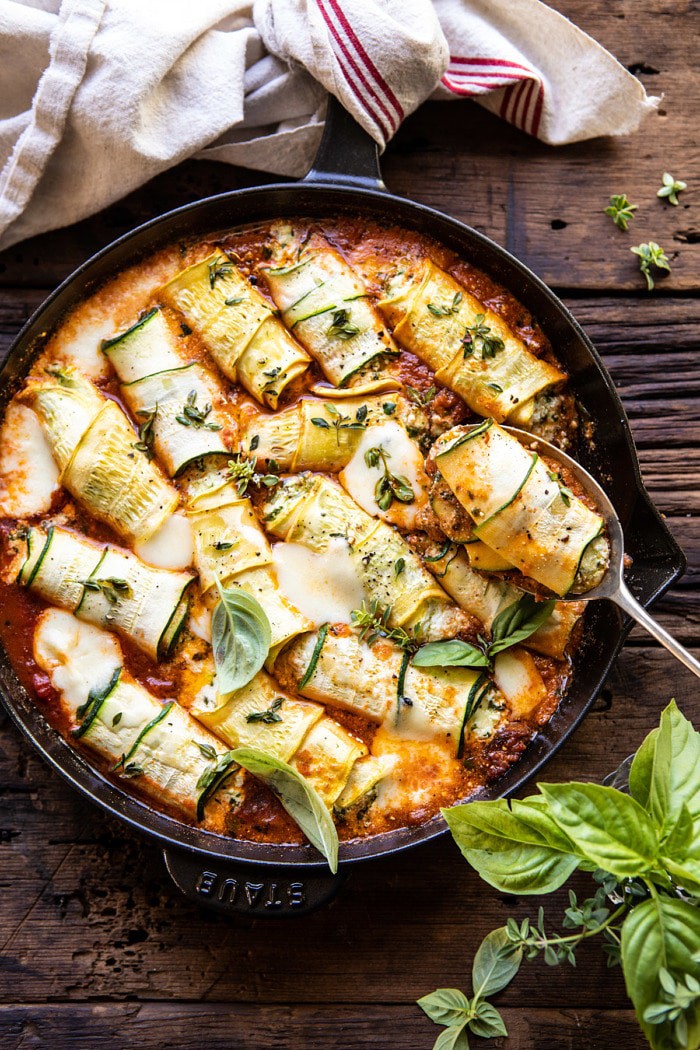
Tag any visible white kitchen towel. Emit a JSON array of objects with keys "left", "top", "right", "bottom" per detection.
[{"left": 0, "top": 0, "right": 656, "bottom": 250}]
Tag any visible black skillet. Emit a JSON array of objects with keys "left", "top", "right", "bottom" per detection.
[{"left": 0, "top": 98, "right": 685, "bottom": 917}]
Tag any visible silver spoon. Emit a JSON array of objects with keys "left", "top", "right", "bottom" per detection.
[{"left": 504, "top": 426, "right": 700, "bottom": 679}]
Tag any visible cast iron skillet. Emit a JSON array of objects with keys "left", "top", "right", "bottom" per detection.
[{"left": 0, "top": 99, "right": 685, "bottom": 917}]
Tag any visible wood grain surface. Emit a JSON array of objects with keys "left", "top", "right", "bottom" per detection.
[{"left": 1, "top": 1, "right": 698, "bottom": 1048}]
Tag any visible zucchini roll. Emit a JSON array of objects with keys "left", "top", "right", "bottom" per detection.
[
  {"left": 19, "top": 526, "right": 194, "bottom": 659},
  {"left": 33, "top": 609, "right": 238, "bottom": 824},
  {"left": 160, "top": 252, "right": 310, "bottom": 408},
  {"left": 242, "top": 392, "right": 399, "bottom": 473},
  {"left": 186, "top": 482, "right": 313, "bottom": 656},
  {"left": 276, "top": 626, "right": 511, "bottom": 756},
  {"left": 23, "top": 367, "right": 178, "bottom": 543},
  {"left": 263, "top": 227, "right": 399, "bottom": 389},
  {"left": 193, "top": 671, "right": 373, "bottom": 808},
  {"left": 262, "top": 474, "right": 450, "bottom": 630},
  {"left": 103, "top": 310, "right": 229, "bottom": 476},
  {"left": 417, "top": 541, "right": 584, "bottom": 660},
  {"left": 434, "top": 421, "right": 608, "bottom": 596},
  {"left": 378, "top": 260, "right": 564, "bottom": 425}
]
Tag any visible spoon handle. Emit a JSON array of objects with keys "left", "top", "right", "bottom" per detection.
[{"left": 613, "top": 580, "right": 700, "bottom": 679}]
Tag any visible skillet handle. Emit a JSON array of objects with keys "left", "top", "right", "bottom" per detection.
[
  {"left": 304, "top": 94, "right": 387, "bottom": 192},
  {"left": 162, "top": 846, "right": 346, "bottom": 918}
]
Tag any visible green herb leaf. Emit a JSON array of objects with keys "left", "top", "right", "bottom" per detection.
[
  {"left": 604, "top": 193, "right": 638, "bottom": 231},
  {"left": 489, "top": 594, "right": 556, "bottom": 656},
  {"left": 327, "top": 308, "right": 360, "bottom": 340},
  {"left": 432, "top": 1025, "right": 469, "bottom": 1050},
  {"left": 442, "top": 797, "right": 581, "bottom": 894},
  {"left": 230, "top": 746, "right": 339, "bottom": 872},
  {"left": 631, "top": 242, "right": 671, "bottom": 291},
  {"left": 471, "top": 927, "right": 522, "bottom": 998},
  {"left": 461, "top": 314, "right": 505, "bottom": 360},
  {"left": 81, "top": 576, "right": 133, "bottom": 605},
  {"left": 629, "top": 699, "right": 700, "bottom": 836},
  {"left": 208, "top": 255, "right": 234, "bottom": 288},
  {"left": 351, "top": 600, "right": 418, "bottom": 653},
  {"left": 211, "top": 583, "right": 272, "bottom": 696},
  {"left": 621, "top": 894, "right": 700, "bottom": 1050},
  {"left": 539, "top": 783, "right": 659, "bottom": 878},
  {"left": 413, "top": 639, "right": 491, "bottom": 670},
  {"left": 197, "top": 741, "right": 218, "bottom": 760},
  {"left": 175, "top": 389, "right": 221, "bottom": 430},
  {"left": 364, "top": 444, "right": 415, "bottom": 511},
  {"left": 657, "top": 173, "right": 687, "bottom": 207},
  {"left": 417, "top": 988, "right": 470, "bottom": 1027},
  {"left": 196, "top": 750, "right": 239, "bottom": 820},
  {"left": 245, "top": 697, "right": 284, "bottom": 725},
  {"left": 468, "top": 1001, "right": 507, "bottom": 1040}
]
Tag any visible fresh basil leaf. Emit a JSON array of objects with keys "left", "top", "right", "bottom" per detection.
[
  {"left": 488, "top": 594, "right": 556, "bottom": 656},
  {"left": 630, "top": 700, "right": 700, "bottom": 836},
  {"left": 472, "top": 927, "right": 522, "bottom": 998},
  {"left": 432, "top": 1023, "right": 469, "bottom": 1050},
  {"left": 442, "top": 798, "right": 581, "bottom": 894},
  {"left": 539, "top": 783, "right": 658, "bottom": 878},
  {"left": 230, "top": 746, "right": 339, "bottom": 873},
  {"left": 413, "top": 640, "right": 491, "bottom": 670},
  {"left": 211, "top": 583, "right": 271, "bottom": 696},
  {"left": 468, "top": 1001, "right": 507, "bottom": 1039},
  {"left": 417, "top": 988, "right": 470, "bottom": 1027},
  {"left": 621, "top": 895, "right": 700, "bottom": 1050}
]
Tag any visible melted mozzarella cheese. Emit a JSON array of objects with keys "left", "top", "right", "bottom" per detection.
[
  {"left": 135, "top": 512, "right": 194, "bottom": 570},
  {"left": 33, "top": 608, "right": 122, "bottom": 711},
  {"left": 0, "top": 403, "right": 60, "bottom": 517},
  {"left": 493, "top": 648, "right": 547, "bottom": 718},
  {"left": 339, "top": 420, "right": 429, "bottom": 530},
  {"left": 272, "top": 538, "right": 365, "bottom": 627}
]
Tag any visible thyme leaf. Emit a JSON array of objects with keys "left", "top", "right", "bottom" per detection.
[
  {"left": 246, "top": 697, "right": 284, "bottom": 725},
  {"left": 175, "top": 389, "right": 222, "bottom": 430},
  {"left": 604, "top": 194, "right": 638, "bottom": 231},
  {"left": 462, "top": 314, "right": 505, "bottom": 360},
  {"left": 327, "top": 308, "right": 360, "bottom": 340}
]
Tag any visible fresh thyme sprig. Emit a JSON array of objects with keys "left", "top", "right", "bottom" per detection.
[
  {"left": 351, "top": 599, "right": 420, "bottom": 653},
  {"left": 310, "top": 403, "right": 367, "bottom": 446},
  {"left": 246, "top": 697, "right": 284, "bottom": 725},
  {"left": 462, "top": 313, "right": 505, "bottom": 360},
  {"left": 175, "top": 390, "right": 222, "bottom": 430},
  {"left": 208, "top": 255, "right": 234, "bottom": 288},
  {"left": 631, "top": 241, "right": 671, "bottom": 291},
  {"left": 327, "top": 308, "right": 360, "bottom": 339},
  {"left": 133, "top": 405, "right": 158, "bottom": 457},
  {"left": 604, "top": 193, "right": 638, "bottom": 231},
  {"left": 81, "top": 577, "right": 132, "bottom": 604},
  {"left": 227, "top": 454, "right": 279, "bottom": 497},
  {"left": 364, "top": 444, "right": 415, "bottom": 511},
  {"left": 657, "top": 173, "right": 687, "bottom": 207},
  {"left": 427, "top": 291, "right": 462, "bottom": 317}
]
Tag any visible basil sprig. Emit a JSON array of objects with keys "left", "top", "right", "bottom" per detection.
[
  {"left": 420, "top": 701, "right": 700, "bottom": 1050},
  {"left": 230, "top": 746, "right": 339, "bottom": 873},
  {"left": 412, "top": 594, "right": 556, "bottom": 671},
  {"left": 211, "top": 583, "right": 271, "bottom": 696}
]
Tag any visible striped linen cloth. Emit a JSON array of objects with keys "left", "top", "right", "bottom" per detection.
[{"left": 0, "top": 0, "right": 656, "bottom": 250}]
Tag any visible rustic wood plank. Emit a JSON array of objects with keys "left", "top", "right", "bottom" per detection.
[
  {"left": 0, "top": 1003, "right": 647, "bottom": 1050},
  {"left": 1, "top": 646, "right": 697, "bottom": 1008}
]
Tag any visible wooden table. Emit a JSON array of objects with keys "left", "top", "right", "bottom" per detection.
[{"left": 1, "top": 2, "right": 698, "bottom": 1047}]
